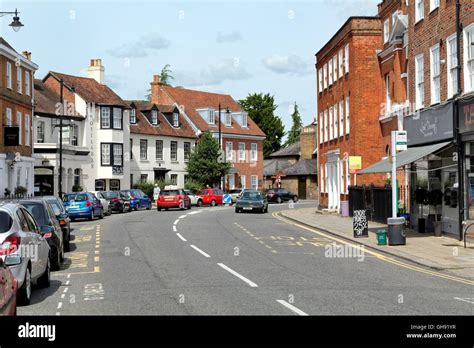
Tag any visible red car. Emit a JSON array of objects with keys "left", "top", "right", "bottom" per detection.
[
  {"left": 157, "top": 189, "right": 191, "bottom": 211},
  {"left": 196, "top": 188, "right": 224, "bottom": 206},
  {"left": 0, "top": 257, "right": 17, "bottom": 316}
]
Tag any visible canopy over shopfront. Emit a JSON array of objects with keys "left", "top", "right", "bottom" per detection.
[{"left": 357, "top": 142, "right": 451, "bottom": 174}]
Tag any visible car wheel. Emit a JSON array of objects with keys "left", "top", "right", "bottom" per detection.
[
  {"left": 51, "top": 247, "right": 61, "bottom": 271},
  {"left": 108, "top": 206, "right": 112, "bottom": 215},
  {"left": 89, "top": 210, "right": 94, "bottom": 221},
  {"left": 235, "top": 208, "right": 239, "bottom": 213},
  {"left": 264, "top": 206, "right": 268, "bottom": 213},
  {"left": 70, "top": 217, "right": 75, "bottom": 222},
  {"left": 147, "top": 203, "right": 151, "bottom": 210},
  {"left": 197, "top": 200, "right": 203, "bottom": 207},
  {"left": 18, "top": 267, "right": 32, "bottom": 306},
  {"left": 292, "top": 196, "right": 298, "bottom": 203},
  {"left": 99, "top": 209, "right": 104, "bottom": 219},
  {"left": 276, "top": 196, "right": 282, "bottom": 204},
  {"left": 211, "top": 199, "right": 216, "bottom": 207},
  {"left": 64, "top": 237, "right": 70, "bottom": 252},
  {"left": 165, "top": 208, "right": 169, "bottom": 211},
  {"left": 37, "top": 257, "right": 51, "bottom": 288},
  {"left": 120, "top": 205, "right": 124, "bottom": 213}
]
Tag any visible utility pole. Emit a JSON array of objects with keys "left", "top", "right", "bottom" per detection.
[
  {"left": 218, "top": 103, "right": 222, "bottom": 190},
  {"left": 58, "top": 79, "right": 64, "bottom": 198}
]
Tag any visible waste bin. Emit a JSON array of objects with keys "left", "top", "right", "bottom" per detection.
[
  {"left": 387, "top": 217, "right": 406, "bottom": 245},
  {"left": 341, "top": 201, "right": 349, "bottom": 217},
  {"left": 376, "top": 229, "right": 387, "bottom": 245}
]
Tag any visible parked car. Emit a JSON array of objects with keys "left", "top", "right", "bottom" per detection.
[
  {"left": 228, "top": 189, "right": 243, "bottom": 204},
  {"left": 90, "top": 191, "right": 111, "bottom": 216},
  {"left": 235, "top": 191, "right": 268, "bottom": 214},
  {"left": 183, "top": 190, "right": 202, "bottom": 206},
  {"left": 63, "top": 192, "right": 104, "bottom": 221},
  {"left": 266, "top": 188, "right": 298, "bottom": 204},
  {"left": 196, "top": 188, "right": 224, "bottom": 206},
  {"left": 20, "top": 199, "right": 64, "bottom": 271},
  {"left": 157, "top": 189, "right": 191, "bottom": 211},
  {"left": 0, "top": 257, "right": 17, "bottom": 315},
  {"left": 119, "top": 191, "right": 134, "bottom": 212},
  {"left": 123, "top": 189, "right": 152, "bottom": 210},
  {"left": 42, "top": 196, "right": 71, "bottom": 252},
  {"left": 0, "top": 202, "right": 51, "bottom": 306},
  {"left": 102, "top": 191, "right": 127, "bottom": 213}
]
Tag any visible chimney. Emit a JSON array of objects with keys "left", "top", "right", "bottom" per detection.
[
  {"left": 299, "top": 125, "right": 317, "bottom": 160},
  {"left": 87, "top": 59, "right": 105, "bottom": 84},
  {"left": 22, "top": 51, "right": 31, "bottom": 60},
  {"left": 150, "top": 74, "right": 163, "bottom": 104}
]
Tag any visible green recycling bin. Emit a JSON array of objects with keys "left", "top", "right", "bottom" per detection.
[{"left": 376, "top": 229, "right": 387, "bottom": 246}]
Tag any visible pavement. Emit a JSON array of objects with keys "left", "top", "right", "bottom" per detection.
[{"left": 279, "top": 207, "right": 474, "bottom": 280}]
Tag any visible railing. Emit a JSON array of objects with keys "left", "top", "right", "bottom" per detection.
[
  {"left": 0, "top": 193, "right": 35, "bottom": 201},
  {"left": 349, "top": 185, "right": 392, "bottom": 224}
]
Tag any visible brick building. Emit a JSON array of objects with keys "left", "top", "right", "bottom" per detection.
[
  {"left": 316, "top": 17, "right": 385, "bottom": 210},
  {"left": 151, "top": 76, "right": 266, "bottom": 190},
  {"left": 0, "top": 38, "right": 38, "bottom": 197}
]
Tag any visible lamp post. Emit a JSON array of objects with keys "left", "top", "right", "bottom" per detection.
[
  {"left": 218, "top": 104, "right": 230, "bottom": 189},
  {"left": 0, "top": 9, "right": 24, "bottom": 32},
  {"left": 59, "top": 79, "right": 64, "bottom": 198}
]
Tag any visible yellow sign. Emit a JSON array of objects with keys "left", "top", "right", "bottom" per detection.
[{"left": 349, "top": 156, "right": 362, "bottom": 174}]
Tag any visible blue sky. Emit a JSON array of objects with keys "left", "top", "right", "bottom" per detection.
[{"left": 1, "top": 0, "right": 379, "bottom": 136}]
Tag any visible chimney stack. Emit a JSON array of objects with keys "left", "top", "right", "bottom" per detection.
[
  {"left": 22, "top": 51, "right": 31, "bottom": 60},
  {"left": 150, "top": 75, "right": 163, "bottom": 104},
  {"left": 87, "top": 58, "right": 105, "bottom": 84}
]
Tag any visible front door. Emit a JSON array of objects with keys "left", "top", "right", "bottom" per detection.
[
  {"left": 328, "top": 162, "right": 340, "bottom": 210},
  {"left": 34, "top": 167, "right": 54, "bottom": 196},
  {"left": 154, "top": 170, "right": 166, "bottom": 182},
  {"left": 298, "top": 176, "right": 307, "bottom": 200}
]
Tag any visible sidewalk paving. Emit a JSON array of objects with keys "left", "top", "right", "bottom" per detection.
[{"left": 279, "top": 207, "right": 474, "bottom": 280}]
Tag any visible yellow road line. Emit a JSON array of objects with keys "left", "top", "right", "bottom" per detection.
[{"left": 273, "top": 212, "right": 474, "bottom": 286}]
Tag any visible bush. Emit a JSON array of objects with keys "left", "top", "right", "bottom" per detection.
[
  {"left": 132, "top": 181, "right": 155, "bottom": 198},
  {"left": 15, "top": 186, "right": 28, "bottom": 196},
  {"left": 184, "top": 180, "right": 203, "bottom": 194},
  {"left": 72, "top": 185, "right": 83, "bottom": 192}
]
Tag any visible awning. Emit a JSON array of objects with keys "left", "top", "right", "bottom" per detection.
[
  {"left": 153, "top": 167, "right": 170, "bottom": 172},
  {"left": 358, "top": 141, "right": 452, "bottom": 174}
]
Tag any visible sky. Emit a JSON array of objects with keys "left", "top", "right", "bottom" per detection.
[{"left": 0, "top": 0, "right": 379, "bottom": 137}]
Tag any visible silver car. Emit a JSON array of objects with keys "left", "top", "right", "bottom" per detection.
[
  {"left": 0, "top": 202, "right": 51, "bottom": 305},
  {"left": 183, "top": 190, "right": 201, "bottom": 206},
  {"left": 90, "top": 191, "right": 111, "bottom": 215}
]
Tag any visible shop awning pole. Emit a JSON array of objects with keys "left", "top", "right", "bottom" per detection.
[{"left": 391, "top": 131, "right": 397, "bottom": 218}]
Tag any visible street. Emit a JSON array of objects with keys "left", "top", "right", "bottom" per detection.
[{"left": 18, "top": 202, "right": 474, "bottom": 316}]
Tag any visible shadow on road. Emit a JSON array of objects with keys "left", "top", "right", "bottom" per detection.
[{"left": 25, "top": 279, "right": 63, "bottom": 306}]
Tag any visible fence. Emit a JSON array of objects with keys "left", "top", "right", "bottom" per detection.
[{"left": 348, "top": 185, "right": 392, "bottom": 223}]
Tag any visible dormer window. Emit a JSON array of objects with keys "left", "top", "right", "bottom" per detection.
[
  {"left": 208, "top": 109, "right": 215, "bottom": 124},
  {"left": 173, "top": 112, "right": 179, "bottom": 127},
  {"left": 242, "top": 112, "right": 248, "bottom": 128},
  {"left": 225, "top": 111, "right": 231, "bottom": 127},
  {"left": 151, "top": 110, "right": 158, "bottom": 125},
  {"left": 130, "top": 109, "right": 136, "bottom": 124}
]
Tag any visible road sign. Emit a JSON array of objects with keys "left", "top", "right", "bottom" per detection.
[
  {"left": 395, "top": 131, "right": 407, "bottom": 151},
  {"left": 223, "top": 194, "right": 231, "bottom": 205}
]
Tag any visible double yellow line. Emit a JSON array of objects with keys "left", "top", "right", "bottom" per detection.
[{"left": 273, "top": 212, "right": 474, "bottom": 286}]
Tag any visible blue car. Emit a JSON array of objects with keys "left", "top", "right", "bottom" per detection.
[
  {"left": 63, "top": 192, "right": 104, "bottom": 221},
  {"left": 122, "top": 189, "right": 152, "bottom": 210}
]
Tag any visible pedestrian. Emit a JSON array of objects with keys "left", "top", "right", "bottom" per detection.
[{"left": 153, "top": 184, "right": 161, "bottom": 202}]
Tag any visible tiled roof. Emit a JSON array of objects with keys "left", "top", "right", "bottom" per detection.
[
  {"left": 283, "top": 159, "right": 317, "bottom": 176},
  {"left": 34, "top": 79, "right": 85, "bottom": 120},
  {"left": 127, "top": 100, "right": 196, "bottom": 139},
  {"left": 46, "top": 71, "right": 128, "bottom": 107},
  {"left": 160, "top": 86, "right": 266, "bottom": 137},
  {"left": 263, "top": 159, "right": 294, "bottom": 177},
  {"left": 269, "top": 141, "right": 301, "bottom": 158}
]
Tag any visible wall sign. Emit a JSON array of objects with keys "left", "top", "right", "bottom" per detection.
[
  {"left": 459, "top": 96, "right": 474, "bottom": 134},
  {"left": 353, "top": 210, "right": 368, "bottom": 238},
  {"left": 4, "top": 127, "right": 19, "bottom": 146},
  {"left": 349, "top": 156, "right": 362, "bottom": 174}
]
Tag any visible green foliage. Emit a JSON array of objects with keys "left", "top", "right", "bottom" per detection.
[
  {"left": 72, "top": 185, "right": 83, "bottom": 192},
  {"left": 159, "top": 64, "right": 174, "bottom": 86},
  {"left": 185, "top": 131, "right": 230, "bottom": 186},
  {"left": 132, "top": 181, "right": 155, "bottom": 198},
  {"left": 184, "top": 180, "right": 203, "bottom": 194},
  {"left": 285, "top": 102, "right": 302, "bottom": 146},
  {"left": 239, "top": 93, "right": 285, "bottom": 158},
  {"left": 14, "top": 186, "right": 27, "bottom": 196}
]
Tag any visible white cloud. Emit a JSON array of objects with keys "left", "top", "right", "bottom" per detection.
[
  {"left": 174, "top": 59, "right": 251, "bottom": 87},
  {"left": 107, "top": 33, "right": 170, "bottom": 58},
  {"left": 216, "top": 31, "right": 242, "bottom": 43},
  {"left": 263, "top": 54, "right": 312, "bottom": 76},
  {"left": 321, "top": 0, "right": 379, "bottom": 18}
]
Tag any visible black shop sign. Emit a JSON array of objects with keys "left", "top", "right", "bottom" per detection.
[
  {"left": 353, "top": 210, "right": 368, "bottom": 238},
  {"left": 459, "top": 96, "right": 474, "bottom": 134},
  {"left": 4, "top": 127, "right": 19, "bottom": 146}
]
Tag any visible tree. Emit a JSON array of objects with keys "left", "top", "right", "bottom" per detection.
[
  {"left": 145, "top": 64, "right": 174, "bottom": 100},
  {"left": 285, "top": 102, "right": 303, "bottom": 146},
  {"left": 239, "top": 93, "right": 285, "bottom": 158},
  {"left": 185, "top": 131, "right": 231, "bottom": 187}
]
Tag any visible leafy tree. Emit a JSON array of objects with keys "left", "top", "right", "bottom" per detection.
[
  {"left": 185, "top": 131, "right": 230, "bottom": 186},
  {"left": 239, "top": 93, "right": 285, "bottom": 158},
  {"left": 145, "top": 64, "right": 174, "bottom": 100},
  {"left": 285, "top": 102, "right": 303, "bottom": 146}
]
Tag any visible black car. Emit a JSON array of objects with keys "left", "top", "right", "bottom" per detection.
[
  {"left": 43, "top": 196, "right": 71, "bottom": 251},
  {"left": 19, "top": 199, "right": 64, "bottom": 271},
  {"left": 266, "top": 188, "right": 298, "bottom": 204},
  {"left": 235, "top": 191, "right": 268, "bottom": 214},
  {"left": 119, "top": 191, "right": 134, "bottom": 212},
  {"left": 102, "top": 191, "right": 128, "bottom": 213}
]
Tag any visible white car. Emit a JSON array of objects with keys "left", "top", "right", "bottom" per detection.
[
  {"left": 184, "top": 190, "right": 203, "bottom": 206},
  {"left": 90, "top": 191, "right": 111, "bottom": 215}
]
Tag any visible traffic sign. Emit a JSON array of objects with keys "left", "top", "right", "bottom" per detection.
[
  {"left": 395, "top": 131, "right": 407, "bottom": 151},
  {"left": 223, "top": 194, "right": 232, "bottom": 206}
]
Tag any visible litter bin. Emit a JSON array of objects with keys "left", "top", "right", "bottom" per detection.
[
  {"left": 376, "top": 229, "right": 387, "bottom": 245},
  {"left": 341, "top": 201, "right": 349, "bottom": 217},
  {"left": 387, "top": 217, "right": 406, "bottom": 245}
]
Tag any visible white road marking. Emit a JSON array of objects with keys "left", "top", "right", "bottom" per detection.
[
  {"left": 217, "top": 263, "right": 258, "bottom": 287},
  {"left": 174, "top": 220, "right": 179, "bottom": 225},
  {"left": 173, "top": 225, "right": 177, "bottom": 232},
  {"left": 188, "top": 211, "right": 200, "bottom": 215},
  {"left": 454, "top": 297, "right": 474, "bottom": 304},
  {"left": 61, "top": 294, "right": 65, "bottom": 299},
  {"left": 57, "top": 302, "right": 63, "bottom": 309},
  {"left": 56, "top": 312, "right": 61, "bottom": 316},
  {"left": 276, "top": 300, "right": 308, "bottom": 316},
  {"left": 179, "top": 215, "right": 187, "bottom": 219},
  {"left": 67, "top": 274, "right": 71, "bottom": 278},
  {"left": 66, "top": 280, "right": 70, "bottom": 286},
  {"left": 63, "top": 287, "right": 68, "bottom": 293},
  {"left": 190, "top": 245, "right": 211, "bottom": 258},
  {"left": 176, "top": 233, "right": 187, "bottom": 242}
]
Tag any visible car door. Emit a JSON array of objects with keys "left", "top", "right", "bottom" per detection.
[
  {"left": 0, "top": 258, "right": 6, "bottom": 312},
  {"left": 46, "top": 204, "right": 63, "bottom": 248},
  {"left": 17, "top": 208, "right": 44, "bottom": 278}
]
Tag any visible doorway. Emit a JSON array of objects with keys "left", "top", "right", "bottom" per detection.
[
  {"left": 34, "top": 167, "right": 54, "bottom": 196},
  {"left": 298, "top": 176, "right": 307, "bottom": 200}
]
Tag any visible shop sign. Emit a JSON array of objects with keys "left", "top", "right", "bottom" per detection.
[
  {"left": 349, "top": 156, "right": 362, "bottom": 174},
  {"left": 4, "top": 127, "right": 19, "bottom": 146},
  {"left": 404, "top": 102, "right": 453, "bottom": 146},
  {"left": 459, "top": 96, "right": 474, "bottom": 134},
  {"left": 395, "top": 131, "right": 407, "bottom": 151}
]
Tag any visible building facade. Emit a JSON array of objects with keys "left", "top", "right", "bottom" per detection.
[
  {"left": 128, "top": 101, "right": 197, "bottom": 188},
  {"left": 316, "top": 17, "right": 385, "bottom": 211},
  {"left": 0, "top": 38, "right": 38, "bottom": 197},
  {"left": 150, "top": 76, "right": 266, "bottom": 190}
]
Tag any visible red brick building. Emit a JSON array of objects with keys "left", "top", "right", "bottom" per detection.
[
  {"left": 151, "top": 76, "right": 266, "bottom": 190},
  {"left": 316, "top": 17, "right": 385, "bottom": 210}
]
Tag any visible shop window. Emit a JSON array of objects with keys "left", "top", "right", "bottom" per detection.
[{"left": 110, "top": 180, "right": 121, "bottom": 191}]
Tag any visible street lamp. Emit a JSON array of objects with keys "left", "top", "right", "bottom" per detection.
[
  {"left": 0, "top": 9, "right": 24, "bottom": 32},
  {"left": 218, "top": 104, "right": 230, "bottom": 189}
]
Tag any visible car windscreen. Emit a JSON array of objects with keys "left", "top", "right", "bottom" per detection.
[
  {"left": 0, "top": 211, "right": 13, "bottom": 233},
  {"left": 49, "top": 201, "right": 63, "bottom": 215},
  {"left": 102, "top": 191, "right": 119, "bottom": 199},
  {"left": 63, "top": 194, "right": 88, "bottom": 202},
  {"left": 229, "top": 190, "right": 241, "bottom": 194},
  {"left": 120, "top": 191, "right": 131, "bottom": 199},
  {"left": 242, "top": 192, "right": 263, "bottom": 200},
  {"left": 266, "top": 190, "right": 275, "bottom": 193},
  {"left": 22, "top": 202, "right": 47, "bottom": 226},
  {"left": 161, "top": 190, "right": 179, "bottom": 196}
]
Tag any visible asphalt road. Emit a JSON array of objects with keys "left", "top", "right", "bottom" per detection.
[{"left": 18, "top": 201, "right": 474, "bottom": 316}]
